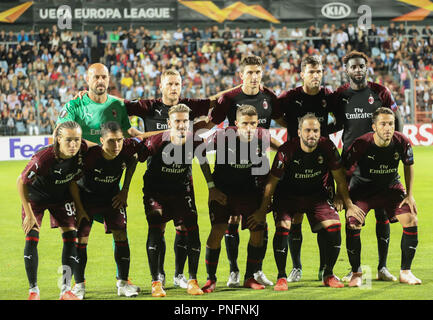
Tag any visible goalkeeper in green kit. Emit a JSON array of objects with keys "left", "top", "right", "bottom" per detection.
[{"left": 56, "top": 63, "right": 144, "bottom": 298}]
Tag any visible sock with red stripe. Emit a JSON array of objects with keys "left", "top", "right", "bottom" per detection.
[
  {"left": 205, "top": 247, "right": 221, "bottom": 281},
  {"left": 346, "top": 227, "right": 362, "bottom": 273},
  {"left": 74, "top": 242, "right": 87, "bottom": 283},
  {"left": 375, "top": 209, "right": 390, "bottom": 270},
  {"left": 61, "top": 230, "right": 78, "bottom": 288},
  {"left": 186, "top": 226, "right": 201, "bottom": 280},
  {"left": 114, "top": 239, "right": 130, "bottom": 281},
  {"left": 225, "top": 223, "right": 240, "bottom": 273},
  {"left": 273, "top": 227, "right": 289, "bottom": 278},
  {"left": 245, "top": 243, "right": 262, "bottom": 280},
  {"left": 174, "top": 230, "right": 188, "bottom": 277},
  {"left": 288, "top": 223, "right": 302, "bottom": 269},
  {"left": 24, "top": 230, "right": 39, "bottom": 289},
  {"left": 147, "top": 225, "right": 163, "bottom": 281},
  {"left": 401, "top": 226, "right": 418, "bottom": 270},
  {"left": 321, "top": 224, "right": 342, "bottom": 277}
]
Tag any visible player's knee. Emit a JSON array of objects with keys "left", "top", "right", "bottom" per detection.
[
  {"left": 175, "top": 224, "right": 187, "bottom": 232},
  {"left": 346, "top": 217, "right": 362, "bottom": 230},
  {"left": 207, "top": 224, "right": 227, "bottom": 247},
  {"left": 276, "top": 219, "right": 291, "bottom": 230},
  {"left": 77, "top": 236, "right": 89, "bottom": 244},
  {"left": 112, "top": 229, "right": 127, "bottom": 242},
  {"left": 249, "top": 230, "right": 264, "bottom": 247},
  {"left": 292, "top": 213, "right": 304, "bottom": 224},
  {"left": 228, "top": 215, "right": 240, "bottom": 224},
  {"left": 400, "top": 213, "right": 418, "bottom": 227}
]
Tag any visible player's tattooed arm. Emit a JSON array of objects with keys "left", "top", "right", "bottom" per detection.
[
  {"left": 247, "top": 174, "right": 280, "bottom": 230},
  {"left": 69, "top": 181, "right": 90, "bottom": 226},
  {"left": 113, "top": 155, "right": 138, "bottom": 209},
  {"left": 394, "top": 108, "right": 403, "bottom": 132},
  {"left": 399, "top": 164, "right": 416, "bottom": 215},
  {"left": 332, "top": 167, "right": 365, "bottom": 228},
  {"left": 17, "top": 176, "right": 40, "bottom": 234}
]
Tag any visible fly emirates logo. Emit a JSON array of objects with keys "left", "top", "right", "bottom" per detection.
[{"left": 345, "top": 107, "right": 373, "bottom": 120}]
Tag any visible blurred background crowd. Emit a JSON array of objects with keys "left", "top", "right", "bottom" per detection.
[{"left": 1, "top": 22, "right": 432, "bottom": 135}]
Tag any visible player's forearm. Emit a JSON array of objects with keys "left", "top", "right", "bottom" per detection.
[
  {"left": 136, "top": 129, "right": 167, "bottom": 139},
  {"left": 258, "top": 175, "right": 279, "bottom": 213},
  {"left": 333, "top": 168, "right": 354, "bottom": 207},
  {"left": 404, "top": 164, "right": 414, "bottom": 196},
  {"left": 127, "top": 127, "right": 144, "bottom": 137},
  {"left": 17, "top": 177, "right": 33, "bottom": 218},
  {"left": 69, "top": 181, "right": 86, "bottom": 212},
  {"left": 394, "top": 109, "right": 403, "bottom": 132},
  {"left": 122, "top": 156, "right": 138, "bottom": 191},
  {"left": 208, "top": 85, "right": 241, "bottom": 101}
]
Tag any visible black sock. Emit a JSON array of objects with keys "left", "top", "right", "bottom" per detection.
[
  {"left": 158, "top": 231, "right": 166, "bottom": 276},
  {"left": 74, "top": 242, "right": 87, "bottom": 284},
  {"left": 321, "top": 224, "right": 342, "bottom": 277},
  {"left": 245, "top": 243, "right": 262, "bottom": 280},
  {"left": 375, "top": 209, "right": 390, "bottom": 270},
  {"left": 205, "top": 247, "right": 221, "bottom": 281},
  {"left": 147, "top": 225, "right": 163, "bottom": 281},
  {"left": 186, "top": 226, "right": 201, "bottom": 280},
  {"left": 61, "top": 230, "right": 78, "bottom": 288},
  {"left": 225, "top": 223, "right": 240, "bottom": 273},
  {"left": 317, "top": 231, "right": 327, "bottom": 272},
  {"left": 174, "top": 230, "right": 188, "bottom": 276},
  {"left": 401, "top": 226, "right": 418, "bottom": 270},
  {"left": 288, "top": 223, "right": 302, "bottom": 269},
  {"left": 273, "top": 227, "right": 289, "bottom": 279},
  {"left": 346, "top": 227, "right": 361, "bottom": 273},
  {"left": 114, "top": 239, "right": 130, "bottom": 281},
  {"left": 257, "top": 225, "right": 268, "bottom": 271},
  {"left": 24, "top": 230, "right": 39, "bottom": 289}
]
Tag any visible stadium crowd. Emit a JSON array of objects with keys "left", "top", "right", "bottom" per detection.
[{"left": 1, "top": 22, "right": 432, "bottom": 135}]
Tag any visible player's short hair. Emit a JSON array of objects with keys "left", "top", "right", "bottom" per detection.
[
  {"left": 298, "top": 113, "right": 320, "bottom": 130},
  {"left": 168, "top": 103, "right": 191, "bottom": 118},
  {"left": 53, "top": 121, "right": 82, "bottom": 159},
  {"left": 372, "top": 107, "right": 395, "bottom": 124},
  {"left": 161, "top": 69, "right": 181, "bottom": 80},
  {"left": 240, "top": 55, "right": 263, "bottom": 71},
  {"left": 100, "top": 121, "right": 122, "bottom": 137},
  {"left": 342, "top": 50, "right": 369, "bottom": 66},
  {"left": 236, "top": 104, "right": 258, "bottom": 119},
  {"left": 301, "top": 55, "right": 322, "bottom": 72}
]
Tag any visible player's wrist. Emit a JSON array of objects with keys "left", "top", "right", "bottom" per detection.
[{"left": 207, "top": 181, "right": 215, "bottom": 189}]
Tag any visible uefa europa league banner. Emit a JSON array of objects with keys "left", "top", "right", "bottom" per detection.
[{"left": 1, "top": 0, "right": 433, "bottom": 25}]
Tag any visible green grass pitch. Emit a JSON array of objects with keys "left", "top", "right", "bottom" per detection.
[{"left": 0, "top": 146, "right": 432, "bottom": 300}]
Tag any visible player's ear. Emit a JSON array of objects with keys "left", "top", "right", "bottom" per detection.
[
  {"left": 100, "top": 136, "right": 104, "bottom": 145},
  {"left": 235, "top": 120, "right": 238, "bottom": 127}
]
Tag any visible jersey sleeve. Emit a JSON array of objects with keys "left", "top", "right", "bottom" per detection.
[
  {"left": 321, "top": 138, "right": 342, "bottom": 171},
  {"left": 56, "top": 100, "right": 78, "bottom": 125},
  {"left": 209, "top": 93, "right": 231, "bottom": 125},
  {"left": 21, "top": 150, "right": 52, "bottom": 184},
  {"left": 270, "top": 144, "right": 288, "bottom": 178},
  {"left": 183, "top": 98, "right": 211, "bottom": 118},
  {"left": 124, "top": 99, "right": 153, "bottom": 118},
  {"left": 378, "top": 87, "right": 398, "bottom": 112},
  {"left": 397, "top": 133, "right": 414, "bottom": 166}
]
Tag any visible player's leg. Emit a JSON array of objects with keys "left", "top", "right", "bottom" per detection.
[
  {"left": 396, "top": 211, "right": 421, "bottom": 284},
  {"left": 287, "top": 213, "right": 303, "bottom": 282},
  {"left": 374, "top": 208, "right": 396, "bottom": 281},
  {"left": 59, "top": 226, "right": 80, "bottom": 300},
  {"left": 345, "top": 219, "right": 363, "bottom": 287},
  {"left": 202, "top": 223, "right": 227, "bottom": 293},
  {"left": 72, "top": 216, "right": 92, "bottom": 300},
  {"left": 243, "top": 227, "right": 265, "bottom": 290},
  {"left": 273, "top": 218, "right": 291, "bottom": 291},
  {"left": 173, "top": 223, "right": 188, "bottom": 288},
  {"left": 254, "top": 222, "right": 273, "bottom": 286},
  {"left": 225, "top": 215, "right": 240, "bottom": 276}
]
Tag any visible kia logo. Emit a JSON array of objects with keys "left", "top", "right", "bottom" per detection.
[{"left": 321, "top": 2, "right": 351, "bottom": 19}]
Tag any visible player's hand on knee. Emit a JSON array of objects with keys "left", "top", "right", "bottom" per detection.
[
  {"left": 22, "top": 215, "right": 39, "bottom": 234},
  {"left": 76, "top": 209, "right": 90, "bottom": 226},
  {"left": 247, "top": 210, "right": 266, "bottom": 230},
  {"left": 399, "top": 194, "right": 417, "bottom": 215},
  {"left": 209, "top": 187, "right": 227, "bottom": 206},
  {"left": 345, "top": 204, "right": 365, "bottom": 226},
  {"left": 112, "top": 189, "right": 128, "bottom": 209}
]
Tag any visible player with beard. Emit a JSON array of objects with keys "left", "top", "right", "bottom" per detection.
[
  {"left": 140, "top": 104, "right": 204, "bottom": 297},
  {"left": 248, "top": 114, "right": 364, "bottom": 290},
  {"left": 18, "top": 121, "right": 92, "bottom": 300},
  {"left": 331, "top": 51, "right": 404, "bottom": 283},
  {"left": 203, "top": 55, "right": 286, "bottom": 288},
  {"left": 199, "top": 105, "right": 271, "bottom": 293},
  {"left": 343, "top": 108, "right": 420, "bottom": 286},
  {"left": 277, "top": 55, "right": 337, "bottom": 283}
]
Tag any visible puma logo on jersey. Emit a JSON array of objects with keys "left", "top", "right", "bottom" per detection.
[
  {"left": 94, "top": 168, "right": 102, "bottom": 174},
  {"left": 84, "top": 111, "right": 93, "bottom": 118},
  {"left": 155, "top": 109, "right": 162, "bottom": 116},
  {"left": 367, "top": 155, "right": 375, "bottom": 160},
  {"left": 295, "top": 100, "right": 302, "bottom": 106},
  {"left": 293, "top": 159, "right": 300, "bottom": 165},
  {"left": 54, "top": 168, "right": 62, "bottom": 174},
  {"left": 342, "top": 98, "right": 349, "bottom": 104}
]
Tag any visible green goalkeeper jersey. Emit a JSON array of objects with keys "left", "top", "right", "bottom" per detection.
[{"left": 56, "top": 94, "right": 131, "bottom": 143}]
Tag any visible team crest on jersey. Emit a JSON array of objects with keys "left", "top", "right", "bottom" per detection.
[
  {"left": 368, "top": 94, "right": 374, "bottom": 104},
  {"left": 394, "top": 152, "right": 399, "bottom": 160},
  {"left": 317, "top": 155, "right": 324, "bottom": 164},
  {"left": 263, "top": 99, "right": 268, "bottom": 110},
  {"left": 121, "top": 162, "right": 126, "bottom": 170},
  {"left": 59, "top": 109, "right": 68, "bottom": 118},
  {"left": 322, "top": 99, "right": 327, "bottom": 108},
  {"left": 112, "top": 109, "right": 118, "bottom": 118}
]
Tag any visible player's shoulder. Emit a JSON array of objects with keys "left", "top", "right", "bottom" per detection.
[
  {"left": 392, "top": 131, "right": 411, "bottom": 145},
  {"left": 279, "top": 137, "right": 299, "bottom": 154},
  {"left": 321, "top": 86, "right": 334, "bottom": 95},
  {"left": 335, "top": 83, "right": 351, "bottom": 94},
  {"left": 367, "top": 81, "right": 389, "bottom": 94},
  {"left": 318, "top": 136, "right": 338, "bottom": 150},
  {"left": 106, "top": 94, "right": 125, "bottom": 107},
  {"left": 32, "top": 145, "right": 56, "bottom": 166},
  {"left": 62, "top": 96, "right": 82, "bottom": 110},
  {"left": 261, "top": 86, "right": 277, "bottom": 97},
  {"left": 352, "top": 132, "right": 375, "bottom": 148},
  {"left": 222, "top": 86, "right": 243, "bottom": 99}
]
